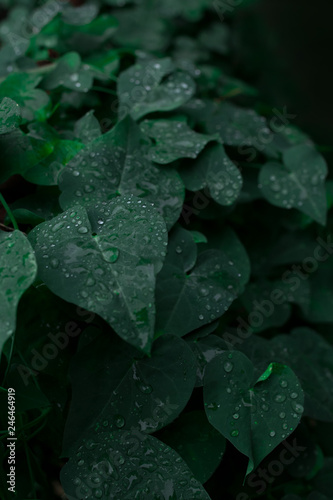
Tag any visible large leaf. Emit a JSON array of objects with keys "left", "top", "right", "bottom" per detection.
[
  {"left": 259, "top": 145, "right": 328, "bottom": 225},
  {"left": 63, "top": 332, "right": 196, "bottom": 452},
  {"left": 238, "top": 328, "right": 333, "bottom": 422},
  {"left": 118, "top": 58, "right": 195, "bottom": 120},
  {"left": 29, "top": 195, "right": 167, "bottom": 353},
  {"left": 61, "top": 429, "right": 210, "bottom": 500},
  {"left": 155, "top": 226, "right": 245, "bottom": 337},
  {"left": 140, "top": 118, "right": 216, "bottom": 164},
  {"left": 204, "top": 351, "right": 304, "bottom": 475},
  {"left": 59, "top": 116, "right": 184, "bottom": 228},
  {"left": 0, "top": 231, "right": 37, "bottom": 355},
  {"left": 179, "top": 143, "right": 243, "bottom": 206}
]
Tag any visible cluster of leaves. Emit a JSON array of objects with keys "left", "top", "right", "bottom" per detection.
[{"left": 0, "top": 0, "right": 333, "bottom": 499}]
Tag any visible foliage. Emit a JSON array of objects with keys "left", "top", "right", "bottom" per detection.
[{"left": 0, "top": 0, "right": 332, "bottom": 499}]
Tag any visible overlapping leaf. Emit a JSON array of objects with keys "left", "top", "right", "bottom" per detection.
[
  {"left": 140, "top": 118, "right": 216, "bottom": 164},
  {"left": 180, "top": 143, "right": 243, "bottom": 205},
  {"left": 259, "top": 145, "right": 328, "bottom": 225},
  {"left": 59, "top": 116, "right": 184, "bottom": 228},
  {"left": 118, "top": 58, "right": 195, "bottom": 120}
]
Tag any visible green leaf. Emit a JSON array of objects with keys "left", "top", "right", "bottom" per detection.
[
  {"left": 155, "top": 226, "right": 244, "bottom": 337},
  {"left": 205, "top": 101, "right": 273, "bottom": 147},
  {"left": 63, "top": 332, "right": 196, "bottom": 452},
  {"left": 180, "top": 143, "right": 243, "bottom": 205},
  {"left": 158, "top": 410, "right": 226, "bottom": 483},
  {"left": 0, "top": 230, "right": 37, "bottom": 355},
  {"left": 113, "top": 8, "right": 170, "bottom": 52},
  {"left": 199, "top": 23, "right": 230, "bottom": 55},
  {"left": 61, "top": 429, "right": 210, "bottom": 499},
  {"left": 0, "top": 127, "right": 55, "bottom": 183},
  {"left": 74, "top": 110, "right": 102, "bottom": 144},
  {"left": 239, "top": 278, "right": 311, "bottom": 332},
  {"left": 59, "top": 116, "right": 184, "bottom": 228},
  {"left": 41, "top": 52, "right": 93, "bottom": 93},
  {"left": 259, "top": 145, "right": 328, "bottom": 225},
  {"left": 140, "top": 118, "right": 216, "bottom": 164},
  {"left": 29, "top": 195, "right": 167, "bottom": 353},
  {"left": 118, "top": 58, "right": 195, "bottom": 120},
  {"left": 239, "top": 328, "right": 333, "bottom": 422},
  {"left": 0, "top": 72, "right": 50, "bottom": 122},
  {"left": 0, "top": 97, "right": 21, "bottom": 134},
  {"left": 204, "top": 351, "right": 304, "bottom": 475}
]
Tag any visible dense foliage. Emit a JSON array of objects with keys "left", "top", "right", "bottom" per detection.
[{"left": 0, "top": 1, "right": 332, "bottom": 499}]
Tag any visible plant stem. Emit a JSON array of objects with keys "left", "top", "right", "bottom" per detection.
[{"left": 0, "top": 193, "right": 18, "bottom": 230}]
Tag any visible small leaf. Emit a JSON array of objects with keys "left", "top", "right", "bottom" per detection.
[
  {"left": 41, "top": 52, "right": 93, "bottom": 93},
  {"left": 205, "top": 101, "right": 273, "bottom": 147},
  {"left": 204, "top": 351, "right": 304, "bottom": 475},
  {"left": 0, "top": 97, "right": 21, "bottom": 134},
  {"left": 140, "top": 117, "right": 216, "bottom": 164},
  {"left": 74, "top": 110, "right": 102, "bottom": 144},
  {"left": 0, "top": 231, "right": 37, "bottom": 355},
  {"left": 118, "top": 58, "right": 195, "bottom": 120},
  {"left": 259, "top": 145, "right": 328, "bottom": 225},
  {"left": 29, "top": 195, "right": 167, "bottom": 353},
  {"left": 180, "top": 143, "right": 243, "bottom": 205},
  {"left": 0, "top": 72, "right": 50, "bottom": 122}
]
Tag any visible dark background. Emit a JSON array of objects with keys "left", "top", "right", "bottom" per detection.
[{"left": 234, "top": 0, "right": 333, "bottom": 158}]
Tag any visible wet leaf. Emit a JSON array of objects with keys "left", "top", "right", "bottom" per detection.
[
  {"left": 204, "top": 351, "right": 304, "bottom": 475},
  {"left": 0, "top": 231, "right": 37, "bottom": 356},
  {"left": 29, "top": 195, "right": 167, "bottom": 353}
]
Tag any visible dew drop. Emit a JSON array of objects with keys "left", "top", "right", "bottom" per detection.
[{"left": 224, "top": 361, "right": 233, "bottom": 373}]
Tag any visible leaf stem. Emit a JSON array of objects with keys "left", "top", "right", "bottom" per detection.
[{"left": 0, "top": 193, "right": 18, "bottom": 230}]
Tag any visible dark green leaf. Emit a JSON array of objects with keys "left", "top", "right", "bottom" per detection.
[{"left": 29, "top": 196, "right": 167, "bottom": 353}]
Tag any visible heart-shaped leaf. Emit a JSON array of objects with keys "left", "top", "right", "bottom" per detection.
[
  {"left": 63, "top": 332, "right": 196, "bottom": 452},
  {"left": 155, "top": 226, "right": 245, "bottom": 337},
  {"left": 59, "top": 116, "right": 184, "bottom": 228},
  {"left": 204, "top": 351, "right": 304, "bottom": 475},
  {"left": 29, "top": 195, "right": 167, "bottom": 353},
  {"left": 259, "top": 145, "right": 328, "bottom": 225},
  {"left": 239, "top": 328, "right": 333, "bottom": 422},
  {"left": 0, "top": 230, "right": 37, "bottom": 355}
]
